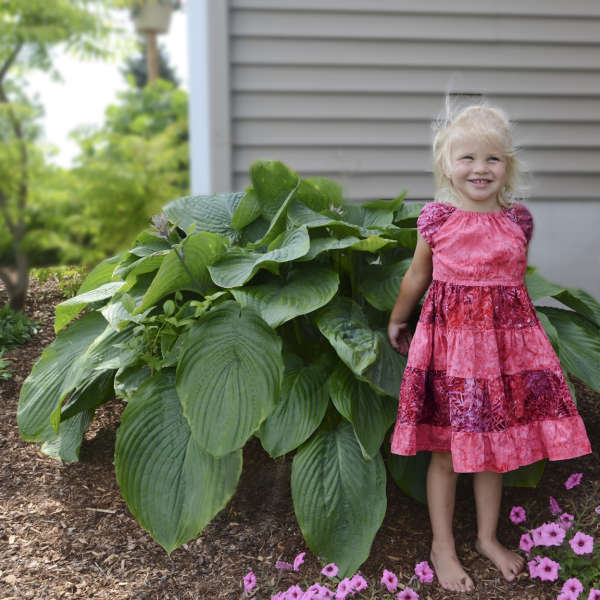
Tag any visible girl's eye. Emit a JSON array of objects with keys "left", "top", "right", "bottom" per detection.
[
  {"left": 461, "top": 155, "right": 473, "bottom": 160},
  {"left": 488, "top": 156, "right": 500, "bottom": 162}
]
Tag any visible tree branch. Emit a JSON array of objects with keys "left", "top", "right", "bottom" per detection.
[{"left": 0, "top": 41, "right": 23, "bottom": 86}]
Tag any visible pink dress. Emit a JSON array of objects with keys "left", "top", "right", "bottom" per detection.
[{"left": 390, "top": 202, "right": 591, "bottom": 473}]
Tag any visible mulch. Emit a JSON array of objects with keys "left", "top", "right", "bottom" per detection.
[{"left": 1, "top": 277, "right": 598, "bottom": 600}]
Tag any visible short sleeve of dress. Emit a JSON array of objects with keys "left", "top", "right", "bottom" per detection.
[
  {"left": 416, "top": 202, "right": 456, "bottom": 245},
  {"left": 505, "top": 203, "right": 534, "bottom": 243}
]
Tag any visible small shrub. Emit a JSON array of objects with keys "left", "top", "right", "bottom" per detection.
[
  {"left": 0, "top": 305, "right": 40, "bottom": 349},
  {"left": 0, "top": 348, "right": 13, "bottom": 380},
  {"left": 31, "top": 265, "right": 86, "bottom": 299}
]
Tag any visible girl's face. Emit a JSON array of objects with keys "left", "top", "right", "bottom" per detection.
[{"left": 446, "top": 134, "right": 508, "bottom": 209}]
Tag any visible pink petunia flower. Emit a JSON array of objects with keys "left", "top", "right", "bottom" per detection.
[
  {"left": 285, "top": 585, "right": 303, "bottom": 600},
  {"left": 540, "top": 522, "right": 566, "bottom": 546},
  {"left": 531, "top": 525, "right": 545, "bottom": 546},
  {"left": 396, "top": 587, "right": 419, "bottom": 600},
  {"left": 335, "top": 578, "right": 352, "bottom": 600},
  {"left": 321, "top": 563, "right": 339, "bottom": 578},
  {"left": 527, "top": 558, "right": 540, "bottom": 579},
  {"left": 243, "top": 571, "right": 257, "bottom": 592},
  {"left": 381, "top": 569, "right": 399, "bottom": 592},
  {"left": 569, "top": 531, "right": 594, "bottom": 555},
  {"left": 588, "top": 590, "right": 600, "bottom": 600},
  {"left": 560, "top": 513, "right": 575, "bottom": 530},
  {"left": 520, "top": 532, "right": 534, "bottom": 552},
  {"left": 350, "top": 574, "right": 368, "bottom": 591},
  {"left": 565, "top": 473, "right": 583, "bottom": 490},
  {"left": 276, "top": 560, "right": 293, "bottom": 571},
  {"left": 557, "top": 594, "right": 575, "bottom": 600},
  {"left": 414, "top": 561, "right": 435, "bottom": 583},
  {"left": 562, "top": 577, "right": 584, "bottom": 598},
  {"left": 537, "top": 557, "right": 560, "bottom": 582},
  {"left": 293, "top": 552, "right": 306, "bottom": 572},
  {"left": 270, "top": 593, "right": 283, "bottom": 600},
  {"left": 549, "top": 496, "right": 562, "bottom": 515},
  {"left": 510, "top": 505, "right": 527, "bottom": 524},
  {"left": 595, "top": 506, "right": 600, "bottom": 515}
]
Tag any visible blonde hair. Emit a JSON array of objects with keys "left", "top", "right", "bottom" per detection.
[{"left": 432, "top": 101, "right": 528, "bottom": 207}]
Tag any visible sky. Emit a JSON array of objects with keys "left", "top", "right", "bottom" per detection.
[{"left": 28, "top": 6, "right": 189, "bottom": 167}]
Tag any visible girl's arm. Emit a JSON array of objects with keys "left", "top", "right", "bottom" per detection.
[{"left": 388, "top": 232, "right": 433, "bottom": 353}]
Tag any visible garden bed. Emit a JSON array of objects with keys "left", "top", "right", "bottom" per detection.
[{"left": 1, "top": 278, "right": 598, "bottom": 599}]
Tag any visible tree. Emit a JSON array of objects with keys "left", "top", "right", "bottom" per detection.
[
  {"left": 0, "top": 0, "right": 118, "bottom": 309},
  {"left": 71, "top": 78, "right": 189, "bottom": 262},
  {"left": 121, "top": 39, "right": 180, "bottom": 88}
]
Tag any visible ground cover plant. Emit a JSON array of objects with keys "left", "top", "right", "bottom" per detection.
[{"left": 16, "top": 161, "right": 600, "bottom": 576}]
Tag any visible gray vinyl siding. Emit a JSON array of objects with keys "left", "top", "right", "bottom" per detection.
[
  {"left": 204, "top": 0, "right": 600, "bottom": 294},
  {"left": 226, "top": 0, "right": 600, "bottom": 206}
]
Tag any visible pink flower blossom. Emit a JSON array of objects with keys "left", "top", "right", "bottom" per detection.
[
  {"left": 562, "top": 577, "right": 584, "bottom": 598},
  {"left": 537, "top": 557, "right": 560, "bottom": 582},
  {"left": 531, "top": 525, "right": 544, "bottom": 546},
  {"left": 335, "top": 578, "right": 352, "bottom": 600},
  {"left": 276, "top": 560, "right": 293, "bottom": 571},
  {"left": 414, "top": 561, "right": 434, "bottom": 583},
  {"left": 527, "top": 558, "right": 540, "bottom": 579},
  {"left": 243, "top": 571, "right": 257, "bottom": 592},
  {"left": 557, "top": 594, "right": 573, "bottom": 600},
  {"left": 588, "top": 590, "right": 600, "bottom": 600},
  {"left": 396, "top": 587, "right": 419, "bottom": 600},
  {"left": 285, "top": 585, "right": 304, "bottom": 600},
  {"left": 540, "top": 522, "right": 566, "bottom": 546},
  {"left": 560, "top": 513, "right": 575, "bottom": 530},
  {"left": 595, "top": 506, "right": 600, "bottom": 515},
  {"left": 271, "top": 593, "right": 283, "bottom": 600},
  {"left": 381, "top": 569, "right": 398, "bottom": 592},
  {"left": 350, "top": 574, "right": 368, "bottom": 591},
  {"left": 549, "top": 496, "right": 562, "bottom": 515},
  {"left": 509, "top": 505, "right": 527, "bottom": 524},
  {"left": 520, "top": 533, "right": 534, "bottom": 552},
  {"left": 293, "top": 552, "right": 306, "bottom": 572},
  {"left": 321, "top": 563, "right": 339, "bottom": 578},
  {"left": 565, "top": 473, "right": 583, "bottom": 489},
  {"left": 569, "top": 531, "right": 594, "bottom": 555}
]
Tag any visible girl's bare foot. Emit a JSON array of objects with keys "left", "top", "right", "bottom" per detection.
[
  {"left": 475, "top": 537, "right": 524, "bottom": 581},
  {"left": 430, "top": 545, "right": 475, "bottom": 592}
]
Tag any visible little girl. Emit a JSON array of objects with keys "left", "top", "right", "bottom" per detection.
[{"left": 388, "top": 104, "right": 592, "bottom": 593}]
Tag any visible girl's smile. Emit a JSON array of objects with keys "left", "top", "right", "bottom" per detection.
[{"left": 447, "top": 135, "right": 508, "bottom": 210}]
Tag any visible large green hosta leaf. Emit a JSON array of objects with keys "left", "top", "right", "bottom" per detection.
[
  {"left": 250, "top": 160, "right": 299, "bottom": 221},
  {"left": 386, "top": 450, "right": 430, "bottom": 505},
  {"left": 296, "top": 177, "right": 343, "bottom": 211},
  {"left": 315, "top": 297, "right": 378, "bottom": 376},
  {"left": 361, "top": 329, "right": 406, "bottom": 398},
  {"left": 297, "top": 234, "right": 360, "bottom": 262},
  {"left": 527, "top": 270, "right": 600, "bottom": 327},
  {"left": 360, "top": 259, "right": 412, "bottom": 311},
  {"left": 328, "top": 364, "right": 397, "bottom": 460},
  {"left": 232, "top": 187, "right": 261, "bottom": 230},
  {"left": 502, "top": 460, "right": 546, "bottom": 487},
  {"left": 231, "top": 264, "right": 339, "bottom": 328},
  {"left": 258, "top": 355, "right": 330, "bottom": 458},
  {"left": 137, "top": 232, "right": 226, "bottom": 312},
  {"left": 77, "top": 253, "right": 123, "bottom": 294},
  {"left": 115, "top": 373, "right": 243, "bottom": 553},
  {"left": 41, "top": 408, "right": 95, "bottom": 463},
  {"left": 208, "top": 226, "right": 310, "bottom": 288},
  {"left": 17, "top": 312, "right": 109, "bottom": 441},
  {"left": 176, "top": 302, "right": 284, "bottom": 456},
  {"left": 537, "top": 306, "right": 600, "bottom": 393},
  {"left": 54, "top": 281, "right": 125, "bottom": 333},
  {"left": 291, "top": 421, "right": 387, "bottom": 577},
  {"left": 163, "top": 193, "right": 243, "bottom": 242}
]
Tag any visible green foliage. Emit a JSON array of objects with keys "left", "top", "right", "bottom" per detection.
[
  {"left": 70, "top": 79, "right": 189, "bottom": 261},
  {"left": 31, "top": 265, "right": 87, "bottom": 299},
  {"left": 17, "top": 160, "right": 600, "bottom": 575},
  {"left": 0, "top": 305, "right": 40, "bottom": 349},
  {"left": 0, "top": 348, "right": 13, "bottom": 380}
]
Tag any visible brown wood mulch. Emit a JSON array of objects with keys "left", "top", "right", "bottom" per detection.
[{"left": 1, "top": 278, "right": 599, "bottom": 600}]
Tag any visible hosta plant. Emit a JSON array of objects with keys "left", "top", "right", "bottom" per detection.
[{"left": 17, "top": 161, "right": 600, "bottom": 576}]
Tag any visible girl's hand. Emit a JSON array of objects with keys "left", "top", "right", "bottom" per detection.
[{"left": 388, "top": 320, "right": 412, "bottom": 355}]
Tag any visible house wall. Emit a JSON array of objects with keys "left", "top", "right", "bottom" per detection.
[{"left": 192, "top": 0, "right": 600, "bottom": 297}]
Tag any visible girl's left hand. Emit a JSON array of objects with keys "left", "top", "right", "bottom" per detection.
[{"left": 388, "top": 321, "right": 413, "bottom": 355}]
